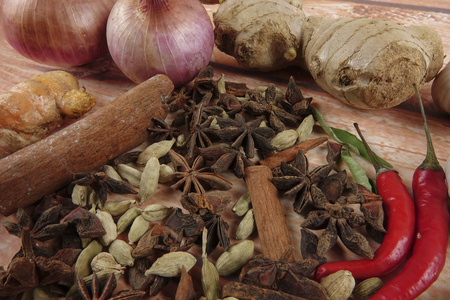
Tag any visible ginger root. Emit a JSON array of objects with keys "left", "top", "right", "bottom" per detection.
[
  {"left": 213, "top": 0, "right": 444, "bottom": 109},
  {"left": 0, "top": 70, "right": 96, "bottom": 158}
]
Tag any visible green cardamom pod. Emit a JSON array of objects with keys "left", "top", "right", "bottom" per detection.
[
  {"left": 352, "top": 277, "right": 384, "bottom": 300},
  {"left": 117, "top": 164, "right": 142, "bottom": 187},
  {"left": 232, "top": 192, "right": 252, "bottom": 217},
  {"left": 103, "top": 164, "right": 122, "bottom": 181},
  {"left": 201, "top": 229, "right": 220, "bottom": 300},
  {"left": 176, "top": 134, "right": 188, "bottom": 148},
  {"left": 320, "top": 270, "right": 355, "bottom": 300},
  {"left": 235, "top": 209, "right": 255, "bottom": 240},
  {"left": 296, "top": 114, "right": 315, "bottom": 143},
  {"left": 141, "top": 204, "right": 174, "bottom": 221},
  {"left": 91, "top": 252, "right": 125, "bottom": 273},
  {"left": 139, "top": 156, "right": 160, "bottom": 205},
  {"left": 128, "top": 215, "right": 150, "bottom": 244},
  {"left": 101, "top": 199, "right": 136, "bottom": 217},
  {"left": 74, "top": 239, "right": 103, "bottom": 279},
  {"left": 137, "top": 139, "right": 175, "bottom": 165},
  {"left": 159, "top": 164, "right": 175, "bottom": 183},
  {"left": 109, "top": 239, "right": 135, "bottom": 267},
  {"left": 96, "top": 210, "right": 117, "bottom": 246},
  {"left": 216, "top": 240, "right": 254, "bottom": 276},
  {"left": 270, "top": 129, "right": 299, "bottom": 151},
  {"left": 145, "top": 252, "right": 197, "bottom": 277},
  {"left": 116, "top": 206, "right": 142, "bottom": 234}
]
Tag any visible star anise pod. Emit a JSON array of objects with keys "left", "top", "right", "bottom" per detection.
[
  {"left": 301, "top": 171, "right": 375, "bottom": 259},
  {"left": 3, "top": 205, "right": 67, "bottom": 242},
  {"left": 218, "top": 93, "right": 243, "bottom": 116},
  {"left": 77, "top": 272, "right": 145, "bottom": 300},
  {"left": 242, "top": 84, "right": 299, "bottom": 132},
  {"left": 181, "top": 191, "right": 232, "bottom": 216},
  {"left": 165, "top": 208, "right": 204, "bottom": 238},
  {"left": 212, "top": 113, "right": 275, "bottom": 158},
  {"left": 198, "top": 145, "right": 254, "bottom": 178},
  {"left": 271, "top": 150, "right": 334, "bottom": 214},
  {"left": 192, "top": 65, "right": 218, "bottom": 103},
  {"left": 278, "top": 76, "right": 313, "bottom": 117},
  {"left": 147, "top": 117, "right": 181, "bottom": 142},
  {"left": 239, "top": 246, "right": 328, "bottom": 300},
  {"left": 167, "top": 150, "right": 232, "bottom": 195},
  {"left": 167, "top": 86, "right": 193, "bottom": 112},
  {"left": 202, "top": 212, "right": 230, "bottom": 253},
  {"left": 60, "top": 207, "right": 106, "bottom": 238},
  {"left": 72, "top": 171, "right": 137, "bottom": 207}
]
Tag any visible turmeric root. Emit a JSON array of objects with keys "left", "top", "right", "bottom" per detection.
[
  {"left": 213, "top": 0, "right": 444, "bottom": 109},
  {"left": 0, "top": 70, "right": 96, "bottom": 158}
]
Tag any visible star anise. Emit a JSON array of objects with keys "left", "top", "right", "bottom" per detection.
[
  {"left": 167, "top": 86, "right": 193, "bottom": 112},
  {"left": 181, "top": 191, "right": 232, "bottom": 216},
  {"left": 167, "top": 150, "right": 232, "bottom": 195},
  {"left": 198, "top": 145, "right": 254, "bottom": 178},
  {"left": 77, "top": 272, "right": 145, "bottom": 300},
  {"left": 192, "top": 65, "right": 219, "bottom": 103},
  {"left": 202, "top": 212, "right": 230, "bottom": 253},
  {"left": 271, "top": 150, "right": 334, "bottom": 214},
  {"left": 212, "top": 113, "right": 275, "bottom": 158},
  {"left": 239, "top": 246, "right": 329, "bottom": 300},
  {"left": 278, "top": 76, "right": 313, "bottom": 117},
  {"left": 72, "top": 171, "right": 137, "bottom": 207},
  {"left": 165, "top": 208, "right": 204, "bottom": 238},
  {"left": 301, "top": 170, "right": 376, "bottom": 259},
  {"left": 147, "top": 117, "right": 181, "bottom": 142},
  {"left": 3, "top": 205, "right": 67, "bottom": 243},
  {"left": 242, "top": 84, "right": 299, "bottom": 132},
  {"left": 218, "top": 93, "right": 243, "bottom": 116}
]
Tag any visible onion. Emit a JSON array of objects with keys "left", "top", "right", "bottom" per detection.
[
  {"left": 106, "top": 0, "right": 214, "bottom": 87},
  {"left": 0, "top": 0, "right": 117, "bottom": 67},
  {"left": 431, "top": 62, "right": 450, "bottom": 114}
]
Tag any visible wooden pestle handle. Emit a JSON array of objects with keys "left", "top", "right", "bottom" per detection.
[{"left": 0, "top": 74, "right": 174, "bottom": 216}]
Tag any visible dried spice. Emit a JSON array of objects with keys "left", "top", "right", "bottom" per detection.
[
  {"left": 168, "top": 150, "right": 232, "bottom": 195},
  {"left": 235, "top": 209, "right": 255, "bottom": 240},
  {"left": 147, "top": 117, "right": 181, "bottom": 142},
  {"left": 242, "top": 84, "right": 298, "bottom": 132},
  {"left": 181, "top": 190, "right": 232, "bottom": 216},
  {"left": 320, "top": 270, "right": 355, "bottom": 300},
  {"left": 137, "top": 138, "right": 176, "bottom": 165},
  {"left": 301, "top": 171, "right": 378, "bottom": 259},
  {"left": 202, "top": 212, "right": 231, "bottom": 254},
  {"left": 201, "top": 229, "right": 220, "bottom": 300},
  {"left": 199, "top": 145, "right": 254, "bottom": 178},
  {"left": 218, "top": 93, "right": 243, "bottom": 116},
  {"left": 145, "top": 251, "right": 197, "bottom": 277},
  {"left": 132, "top": 224, "right": 165, "bottom": 258},
  {"left": 239, "top": 246, "right": 328, "bottom": 300},
  {"left": 271, "top": 150, "right": 334, "bottom": 214},
  {"left": 213, "top": 113, "right": 275, "bottom": 158},
  {"left": 127, "top": 257, "right": 154, "bottom": 291},
  {"left": 116, "top": 207, "right": 142, "bottom": 235},
  {"left": 3, "top": 205, "right": 67, "bottom": 242},
  {"left": 166, "top": 208, "right": 204, "bottom": 238},
  {"left": 216, "top": 240, "right": 255, "bottom": 276},
  {"left": 77, "top": 271, "right": 145, "bottom": 300},
  {"left": 61, "top": 207, "right": 106, "bottom": 238},
  {"left": 223, "top": 281, "right": 310, "bottom": 300},
  {"left": 71, "top": 171, "right": 137, "bottom": 207},
  {"left": 116, "top": 164, "right": 142, "bottom": 187},
  {"left": 153, "top": 227, "right": 197, "bottom": 253},
  {"left": 175, "top": 266, "right": 196, "bottom": 300},
  {"left": 278, "top": 77, "right": 313, "bottom": 117}
]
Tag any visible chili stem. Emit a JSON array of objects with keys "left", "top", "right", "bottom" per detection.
[
  {"left": 413, "top": 84, "right": 443, "bottom": 171},
  {"left": 353, "top": 123, "right": 388, "bottom": 175}
]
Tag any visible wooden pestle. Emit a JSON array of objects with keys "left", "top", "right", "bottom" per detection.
[{"left": 0, "top": 74, "right": 174, "bottom": 216}]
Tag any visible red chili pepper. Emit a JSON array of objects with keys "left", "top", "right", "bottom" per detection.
[
  {"left": 370, "top": 87, "right": 449, "bottom": 299},
  {"left": 314, "top": 126, "right": 415, "bottom": 281}
]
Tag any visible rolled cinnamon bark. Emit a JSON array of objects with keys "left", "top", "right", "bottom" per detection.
[
  {"left": 0, "top": 74, "right": 173, "bottom": 215},
  {"left": 244, "top": 165, "right": 294, "bottom": 262}
]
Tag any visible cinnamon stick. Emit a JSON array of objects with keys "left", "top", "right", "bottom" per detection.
[
  {"left": 260, "top": 137, "right": 328, "bottom": 169},
  {"left": 222, "top": 282, "right": 308, "bottom": 300},
  {"left": 0, "top": 74, "right": 173, "bottom": 215},
  {"left": 244, "top": 165, "right": 293, "bottom": 262}
]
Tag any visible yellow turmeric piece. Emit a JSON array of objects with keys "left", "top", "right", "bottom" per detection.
[{"left": 0, "top": 70, "right": 96, "bottom": 158}]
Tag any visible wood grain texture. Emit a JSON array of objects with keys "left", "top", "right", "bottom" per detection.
[{"left": 0, "top": 0, "right": 448, "bottom": 299}]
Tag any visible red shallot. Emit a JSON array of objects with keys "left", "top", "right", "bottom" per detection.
[
  {"left": 0, "top": 0, "right": 117, "bottom": 67},
  {"left": 106, "top": 0, "right": 214, "bottom": 87}
]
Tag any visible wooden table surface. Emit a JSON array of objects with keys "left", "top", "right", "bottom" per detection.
[{"left": 0, "top": 0, "right": 449, "bottom": 299}]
